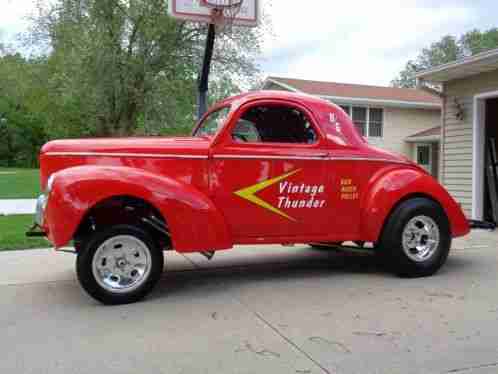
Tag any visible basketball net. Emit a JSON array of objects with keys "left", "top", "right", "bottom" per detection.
[{"left": 202, "top": 0, "right": 243, "bottom": 34}]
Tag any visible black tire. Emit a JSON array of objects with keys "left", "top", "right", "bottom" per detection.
[
  {"left": 379, "top": 197, "right": 451, "bottom": 278},
  {"left": 76, "top": 225, "right": 164, "bottom": 305}
]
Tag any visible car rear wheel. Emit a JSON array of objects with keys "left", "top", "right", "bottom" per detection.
[
  {"left": 379, "top": 198, "right": 451, "bottom": 278},
  {"left": 76, "top": 225, "right": 164, "bottom": 305}
]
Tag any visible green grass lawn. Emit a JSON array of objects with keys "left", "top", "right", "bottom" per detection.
[
  {"left": 0, "top": 168, "right": 41, "bottom": 199},
  {"left": 0, "top": 215, "right": 50, "bottom": 251}
]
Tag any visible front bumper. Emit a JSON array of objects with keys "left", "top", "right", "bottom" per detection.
[
  {"left": 26, "top": 195, "right": 48, "bottom": 238},
  {"left": 34, "top": 194, "right": 48, "bottom": 227}
]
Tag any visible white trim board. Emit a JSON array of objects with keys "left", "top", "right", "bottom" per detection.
[{"left": 472, "top": 90, "right": 498, "bottom": 220}]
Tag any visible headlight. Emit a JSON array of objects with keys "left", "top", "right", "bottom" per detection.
[{"left": 46, "top": 174, "right": 56, "bottom": 194}]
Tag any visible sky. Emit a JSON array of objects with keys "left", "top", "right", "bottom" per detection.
[{"left": 1, "top": 0, "right": 498, "bottom": 86}]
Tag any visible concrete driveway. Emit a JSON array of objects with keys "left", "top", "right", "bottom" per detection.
[{"left": 1, "top": 231, "right": 498, "bottom": 374}]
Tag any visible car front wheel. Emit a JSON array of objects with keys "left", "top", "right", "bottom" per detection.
[
  {"left": 379, "top": 198, "right": 451, "bottom": 278},
  {"left": 76, "top": 225, "right": 164, "bottom": 305}
]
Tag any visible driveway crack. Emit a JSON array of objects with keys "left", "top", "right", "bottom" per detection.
[
  {"left": 445, "top": 362, "right": 498, "bottom": 373},
  {"left": 235, "top": 298, "right": 334, "bottom": 374}
]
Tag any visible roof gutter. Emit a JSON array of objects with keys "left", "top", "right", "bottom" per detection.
[{"left": 415, "top": 48, "right": 498, "bottom": 82}]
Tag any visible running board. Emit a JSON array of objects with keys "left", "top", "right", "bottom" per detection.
[{"left": 311, "top": 242, "right": 375, "bottom": 255}]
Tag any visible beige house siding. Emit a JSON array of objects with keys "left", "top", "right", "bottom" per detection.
[
  {"left": 443, "top": 68, "right": 498, "bottom": 217},
  {"left": 368, "top": 107, "right": 440, "bottom": 158}
]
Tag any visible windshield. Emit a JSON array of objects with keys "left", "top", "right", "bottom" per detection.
[{"left": 194, "top": 106, "right": 231, "bottom": 138}]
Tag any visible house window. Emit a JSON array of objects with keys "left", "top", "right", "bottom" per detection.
[
  {"left": 417, "top": 145, "right": 431, "bottom": 165},
  {"left": 352, "top": 107, "right": 367, "bottom": 137},
  {"left": 339, "top": 105, "right": 351, "bottom": 116},
  {"left": 339, "top": 105, "right": 384, "bottom": 138},
  {"left": 369, "top": 108, "right": 383, "bottom": 138}
]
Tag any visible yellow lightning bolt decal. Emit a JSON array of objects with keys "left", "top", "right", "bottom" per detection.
[{"left": 234, "top": 169, "right": 302, "bottom": 222}]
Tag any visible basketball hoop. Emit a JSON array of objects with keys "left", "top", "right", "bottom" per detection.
[
  {"left": 169, "top": 0, "right": 259, "bottom": 28},
  {"left": 201, "top": 0, "right": 244, "bottom": 32},
  {"left": 168, "top": 0, "right": 257, "bottom": 119}
]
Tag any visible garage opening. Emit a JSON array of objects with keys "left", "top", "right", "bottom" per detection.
[{"left": 484, "top": 97, "right": 498, "bottom": 223}]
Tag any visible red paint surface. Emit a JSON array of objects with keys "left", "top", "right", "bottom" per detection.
[{"left": 38, "top": 90, "right": 470, "bottom": 250}]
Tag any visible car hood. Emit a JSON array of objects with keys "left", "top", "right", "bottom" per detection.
[
  {"left": 40, "top": 136, "right": 211, "bottom": 157},
  {"left": 366, "top": 144, "right": 426, "bottom": 171}
]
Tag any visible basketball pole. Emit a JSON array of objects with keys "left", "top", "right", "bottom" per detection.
[{"left": 197, "top": 23, "right": 216, "bottom": 121}]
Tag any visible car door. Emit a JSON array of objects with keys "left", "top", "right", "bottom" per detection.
[{"left": 210, "top": 99, "right": 330, "bottom": 239}]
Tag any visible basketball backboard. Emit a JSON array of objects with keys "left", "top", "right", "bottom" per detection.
[{"left": 168, "top": 0, "right": 259, "bottom": 27}]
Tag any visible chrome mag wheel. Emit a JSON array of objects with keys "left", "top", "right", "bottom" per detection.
[
  {"left": 91, "top": 235, "right": 152, "bottom": 294},
  {"left": 402, "top": 215, "right": 440, "bottom": 263}
]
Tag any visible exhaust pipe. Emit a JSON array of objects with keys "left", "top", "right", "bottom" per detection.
[{"left": 469, "top": 220, "right": 496, "bottom": 230}]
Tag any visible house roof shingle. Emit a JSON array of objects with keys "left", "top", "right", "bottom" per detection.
[{"left": 266, "top": 76, "right": 441, "bottom": 106}]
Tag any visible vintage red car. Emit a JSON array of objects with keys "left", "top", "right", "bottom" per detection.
[{"left": 31, "top": 90, "right": 470, "bottom": 304}]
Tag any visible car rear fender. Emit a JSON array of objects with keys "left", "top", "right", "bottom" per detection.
[
  {"left": 45, "top": 165, "right": 232, "bottom": 251},
  {"left": 360, "top": 167, "right": 470, "bottom": 242}
]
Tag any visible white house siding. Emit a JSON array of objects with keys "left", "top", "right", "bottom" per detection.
[
  {"left": 443, "top": 68, "right": 498, "bottom": 217},
  {"left": 368, "top": 107, "right": 440, "bottom": 158}
]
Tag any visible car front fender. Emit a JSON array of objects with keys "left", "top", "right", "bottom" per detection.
[
  {"left": 360, "top": 167, "right": 470, "bottom": 242},
  {"left": 44, "top": 165, "right": 232, "bottom": 251}
]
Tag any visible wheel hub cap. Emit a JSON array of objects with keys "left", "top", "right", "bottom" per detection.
[
  {"left": 92, "top": 235, "right": 152, "bottom": 294},
  {"left": 402, "top": 216, "right": 440, "bottom": 263}
]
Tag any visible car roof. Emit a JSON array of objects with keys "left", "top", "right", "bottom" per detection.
[{"left": 215, "top": 90, "right": 336, "bottom": 110}]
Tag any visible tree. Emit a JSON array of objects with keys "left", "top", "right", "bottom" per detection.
[
  {"left": 0, "top": 54, "right": 48, "bottom": 167},
  {"left": 392, "top": 35, "right": 460, "bottom": 88},
  {"left": 461, "top": 28, "right": 498, "bottom": 56},
  {"left": 392, "top": 28, "right": 498, "bottom": 88},
  {"left": 28, "top": 0, "right": 267, "bottom": 137}
]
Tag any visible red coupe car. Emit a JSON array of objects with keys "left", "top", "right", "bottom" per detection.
[{"left": 30, "top": 91, "right": 470, "bottom": 304}]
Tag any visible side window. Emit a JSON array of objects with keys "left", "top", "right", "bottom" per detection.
[
  {"left": 195, "top": 107, "right": 230, "bottom": 137},
  {"left": 233, "top": 105, "right": 317, "bottom": 144},
  {"left": 233, "top": 119, "right": 261, "bottom": 142}
]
